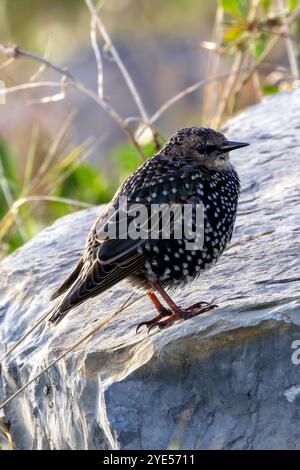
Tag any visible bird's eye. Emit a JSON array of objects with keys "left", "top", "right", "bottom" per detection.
[
  {"left": 197, "top": 144, "right": 217, "bottom": 154},
  {"left": 196, "top": 144, "right": 205, "bottom": 153},
  {"left": 206, "top": 145, "right": 218, "bottom": 153}
]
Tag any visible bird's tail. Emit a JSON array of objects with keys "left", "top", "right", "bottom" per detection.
[
  {"left": 48, "top": 274, "right": 89, "bottom": 325},
  {"left": 48, "top": 258, "right": 86, "bottom": 325},
  {"left": 48, "top": 304, "right": 70, "bottom": 325},
  {"left": 50, "top": 258, "right": 84, "bottom": 301}
]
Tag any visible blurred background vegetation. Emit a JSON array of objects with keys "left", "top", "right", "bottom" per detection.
[{"left": 0, "top": 0, "right": 299, "bottom": 259}]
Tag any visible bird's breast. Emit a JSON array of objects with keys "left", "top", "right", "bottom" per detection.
[{"left": 136, "top": 169, "right": 240, "bottom": 286}]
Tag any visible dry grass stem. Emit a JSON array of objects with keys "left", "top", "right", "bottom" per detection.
[
  {"left": 149, "top": 66, "right": 252, "bottom": 126},
  {"left": 0, "top": 292, "right": 142, "bottom": 411},
  {"left": 90, "top": 14, "right": 104, "bottom": 98},
  {"left": 277, "top": 0, "right": 299, "bottom": 79},
  {"left": 85, "top": 0, "right": 149, "bottom": 122},
  {"left": 0, "top": 44, "right": 146, "bottom": 161}
]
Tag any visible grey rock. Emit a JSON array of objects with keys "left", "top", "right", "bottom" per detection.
[{"left": 1, "top": 90, "right": 300, "bottom": 450}]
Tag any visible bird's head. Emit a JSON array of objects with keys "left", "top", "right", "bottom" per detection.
[{"left": 163, "top": 127, "right": 249, "bottom": 170}]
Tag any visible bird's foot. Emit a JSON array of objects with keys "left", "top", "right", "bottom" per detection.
[
  {"left": 156, "top": 301, "right": 218, "bottom": 330},
  {"left": 136, "top": 301, "right": 218, "bottom": 333},
  {"left": 136, "top": 306, "right": 171, "bottom": 334}
]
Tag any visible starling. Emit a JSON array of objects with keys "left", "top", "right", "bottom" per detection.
[{"left": 49, "top": 127, "right": 249, "bottom": 331}]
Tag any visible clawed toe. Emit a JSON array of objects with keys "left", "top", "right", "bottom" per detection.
[
  {"left": 156, "top": 316, "right": 177, "bottom": 329},
  {"left": 179, "top": 303, "right": 218, "bottom": 319},
  {"left": 186, "top": 301, "right": 210, "bottom": 310},
  {"left": 136, "top": 310, "right": 172, "bottom": 334},
  {"left": 136, "top": 322, "right": 147, "bottom": 334},
  {"left": 136, "top": 320, "right": 165, "bottom": 334},
  {"left": 186, "top": 301, "right": 218, "bottom": 312},
  {"left": 136, "top": 320, "right": 158, "bottom": 334}
]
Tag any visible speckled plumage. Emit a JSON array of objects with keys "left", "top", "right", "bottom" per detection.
[{"left": 49, "top": 127, "right": 248, "bottom": 328}]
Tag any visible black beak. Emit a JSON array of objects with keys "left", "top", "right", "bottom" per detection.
[{"left": 220, "top": 140, "right": 249, "bottom": 153}]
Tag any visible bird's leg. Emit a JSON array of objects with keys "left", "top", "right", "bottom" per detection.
[
  {"left": 150, "top": 281, "right": 218, "bottom": 329},
  {"left": 147, "top": 291, "right": 170, "bottom": 316},
  {"left": 136, "top": 291, "right": 172, "bottom": 333}
]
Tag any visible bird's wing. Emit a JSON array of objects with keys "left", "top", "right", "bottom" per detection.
[{"left": 49, "top": 204, "right": 150, "bottom": 324}]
